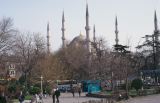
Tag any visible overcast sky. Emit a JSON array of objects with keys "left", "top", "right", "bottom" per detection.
[{"left": 0, "top": 0, "right": 160, "bottom": 52}]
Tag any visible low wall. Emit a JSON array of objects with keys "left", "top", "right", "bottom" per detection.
[
  {"left": 82, "top": 99, "right": 116, "bottom": 103},
  {"left": 86, "top": 93, "right": 112, "bottom": 98}
]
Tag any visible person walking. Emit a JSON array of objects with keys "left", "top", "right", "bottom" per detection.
[
  {"left": 0, "top": 93, "right": 7, "bottom": 103},
  {"left": 55, "top": 88, "right": 60, "bottom": 103},
  {"left": 71, "top": 87, "right": 75, "bottom": 97},
  {"left": 30, "top": 95, "right": 35, "bottom": 103},
  {"left": 18, "top": 92, "right": 25, "bottom": 103},
  {"left": 35, "top": 94, "right": 39, "bottom": 102},
  {"left": 52, "top": 88, "right": 56, "bottom": 103},
  {"left": 78, "top": 87, "right": 82, "bottom": 97}
]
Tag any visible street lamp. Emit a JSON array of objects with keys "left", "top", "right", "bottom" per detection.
[
  {"left": 40, "top": 75, "right": 43, "bottom": 95},
  {"left": 111, "top": 71, "right": 114, "bottom": 92},
  {"left": 140, "top": 72, "right": 144, "bottom": 90}
]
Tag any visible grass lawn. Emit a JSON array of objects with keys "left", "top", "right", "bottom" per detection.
[
  {"left": 129, "top": 89, "right": 138, "bottom": 96},
  {"left": 25, "top": 95, "right": 32, "bottom": 100},
  {"left": 9, "top": 99, "right": 19, "bottom": 103},
  {"left": 10, "top": 95, "right": 32, "bottom": 103},
  {"left": 102, "top": 91, "right": 113, "bottom": 95}
]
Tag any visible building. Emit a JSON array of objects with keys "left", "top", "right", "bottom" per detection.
[{"left": 61, "top": 4, "right": 93, "bottom": 54}]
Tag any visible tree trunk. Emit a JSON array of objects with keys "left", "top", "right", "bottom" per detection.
[{"left": 125, "top": 77, "right": 129, "bottom": 99}]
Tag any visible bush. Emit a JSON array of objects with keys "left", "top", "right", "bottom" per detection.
[
  {"left": 45, "top": 86, "right": 52, "bottom": 95},
  {"left": 8, "top": 82, "right": 17, "bottom": 93},
  {"left": 18, "top": 75, "right": 26, "bottom": 85},
  {"left": 131, "top": 78, "right": 143, "bottom": 92},
  {"left": 29, "top": 86, "right": 41, "bottom": 95},
  {"left": 7, "top": 80, "right": 20, "bottom": 99},
  {"left": 0, "top": 95, "right": 7, "bottom": 103}
]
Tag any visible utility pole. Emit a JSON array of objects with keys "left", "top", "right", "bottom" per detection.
[{"left": 40, "top": 75, "right": 43, "bottom": 95}]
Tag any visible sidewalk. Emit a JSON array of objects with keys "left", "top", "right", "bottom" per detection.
[
  {"left": 43, "top": 93, "right": 101, "bottom": 103},
  {"left": 117, "top": 94, "right": 160, "bottom": 103}
]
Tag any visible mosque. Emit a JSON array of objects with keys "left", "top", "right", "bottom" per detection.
[{"left": 46, "top": 4, "right": 117, "bottom": 55}]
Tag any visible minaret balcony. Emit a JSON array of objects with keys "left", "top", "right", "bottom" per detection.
[
  {"left": 85, "top": 26, "right": 90, "bottom": 30},
  {"left": 61, "top": 28, "right": 65, "bottom": 31},
  {"left": 62, "top": 37, "right": 65, "bottom": 40}
]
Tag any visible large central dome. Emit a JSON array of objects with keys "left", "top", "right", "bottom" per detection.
[{"left": 69, "top": 33, "right": 86, "bottom": 47}]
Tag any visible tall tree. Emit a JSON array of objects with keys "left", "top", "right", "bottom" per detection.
[
  {"left": 0, "top": 17, "right": 16, "bottom": 54},
  {"left": 0, "top": 17, "right": 17, "bottom": 77},
  {"left": 12, "top": 33, "right": 45, "bottom": 87}
]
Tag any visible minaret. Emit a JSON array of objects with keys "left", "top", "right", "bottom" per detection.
[
  {"left": 153, "top": 11, "right": 159, "bottom": 71},
  {"left": 61, "top": 11, "right": 66, "bottom": 48},
  {"left": 47, "top": 22, "right": 50, "bottom": 54},
  {"left": 154, "top": 11, "right": 159, "bottom": 58},
  {"left": 85, "top": 3, "right": 91, "bottom": 52},
  {"left": 154, "top": 11, "right": 158, "bottom": 33},
  {"left": 154, "top": 11, "right": 159, "bottom": 48},
  {"left": 93, "top": 25, "right": 96, "bottom": 43},
  {"left": 115, "top": 16, "right": 119, "bottom": 45}
]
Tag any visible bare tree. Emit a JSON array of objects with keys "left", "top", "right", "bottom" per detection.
[
  {"left": 0, "top": 17, "right": 17, "bottom": 82},
  {"left": 90, "top": 38, "right": 111, "bottom": 80},
  {"left": 62, "top": 45, "right": 89, "bottom": 80},
  {"left": 31, "top": 54, "right": 68, "bottom": 83},
  {"left": 12, "top": 32, "right": 45, "bottom": 88},
  {"left": 0, "top": 17, "right": 17, "bottom": 59},
  {"left": 109, "top": 50, "right": 142, "bottom": 98}
]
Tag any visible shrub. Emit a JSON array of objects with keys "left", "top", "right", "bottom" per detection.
[
  {"left": 18, "top": 75, "right": 26, "bottom": 85},
  {"left": 29, "top": 86, "right": 41, "bottom": 95},
  {"left": 45, "top": 86, "right": 52, "bottom": 95},
  {"left": 131, "top": 78, "right": 143, "bottom": 92},
  {"left": 8, "top": 82, "right": 17, "bottom": 93}
]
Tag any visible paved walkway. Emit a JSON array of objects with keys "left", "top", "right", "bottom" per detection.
[
  {"left": 121, "top": 94, "right": 160, "bottom": 103},
  {"left": 25, "top": 93, "right": 160, "bottom": 103},
  {"left": 43, "top": 93, "right": 101, "bottom": 103}
]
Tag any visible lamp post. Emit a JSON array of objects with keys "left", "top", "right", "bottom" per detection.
[
  {"left": 111, "top": 71, "right": 114, "bottom": 92},
  {"left": 140, "top": 72, "right": 144, "bottom": 90},
  {"left": 40, "top": 75, "right": 43, "bottom": 95}
]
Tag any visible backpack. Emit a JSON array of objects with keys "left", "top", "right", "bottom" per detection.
[
  {"left": 19, "top": 95, "right": 24, "bottom": 102},
  {"left": 55, "top": 90, "right": 60, "bottom": 97}
]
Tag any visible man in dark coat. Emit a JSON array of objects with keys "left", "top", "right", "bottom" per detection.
[
  {"left": 0, "top": 94, "right": 7, "bottom": 103},
  {"left": 78, "top": 87, "right": 82, "bottom": 97},
  {"left": 55, "top": 88, "right": 60, "bottom": 103},
  {"left": 71, "top": 87, "right": 75, "bottom": 97},
  {"left": 18, "top": 93, "right": 25, "bottom": 103},
  {"left": 52, "top": 88, "right": 56, "bottom": 103}
]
